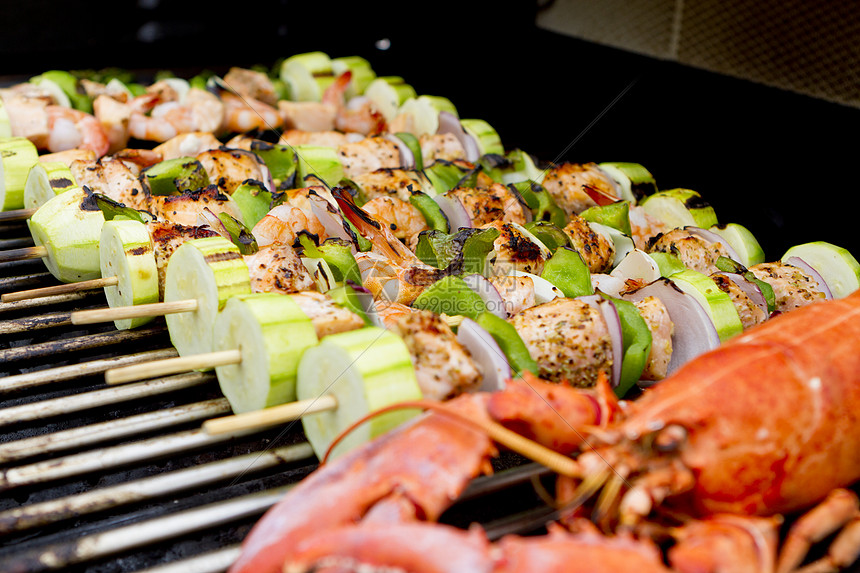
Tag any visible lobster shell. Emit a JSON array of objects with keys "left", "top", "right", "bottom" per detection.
[{"left": 612, "top": 290, "right": 860, "bottom": 517}]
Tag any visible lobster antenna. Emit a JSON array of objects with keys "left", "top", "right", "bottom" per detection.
[{"left": 591, "top": 470, "right": 626, "bottom": 527}]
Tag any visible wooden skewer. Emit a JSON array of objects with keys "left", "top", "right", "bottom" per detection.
[
  {"left": 106, "top": 349, "right": 242, "bottom": 385},
  {"left": 1, "top": 275, "right": 119, "bottom": 302},
  {"left": 71, "top": 298, "right": 198, "bottom": 325},
  {"left": 0, "top": 245, "right": 47, "bottom": 263},
  {"left": 0, "top": 208, "right": 37, "bottom": 222},
  {"left": 203, "top": 394, "right": 339, "bottom": 435}
]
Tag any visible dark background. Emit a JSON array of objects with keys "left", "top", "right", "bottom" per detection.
[{"left": 2, "top": 0, "right": 858, "bottom": 259}]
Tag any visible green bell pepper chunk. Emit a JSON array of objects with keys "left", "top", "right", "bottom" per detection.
[
  {"left": 393, "top": 132, "right": 423, "bottom": 171},
  {"left": 649, "top": 252, "right": 687, "bottom": 277},
  {"left": 217, "top": 213, "right": 259, "bottom": 255},
  {"left": 297, "top": 234, "right": 362, "bottom": 285},
  {"left": 249, "top": 140, "right": 298, "bottom": 190},
  {"left": 476, "top": 311, "right": 539, "bottom": 378},
  {"left": 409, "top": 190, "right": 449, "bottom": 233},
  {"left": 579, "top": 201, "right": 632, "bottom": 236},
  {"left": 345, "top": 219, "right": 373, "bottom": 252},
  {"left": 509, "top": 181, "right": 567, "bottom": 228},
  {"left": 326, "top": 283, "right": 374, "bottom": 326},
  {"left": 412, "top": 275, "right": 487, "bottom": 320},
  {"left": 423, "top": 160, "right": 470, "bottom": 195},
  {"left": 523, "top": 221, "right": 571, "bottom": 254},
  {"left": 415, "top": 227, "right": 500, "bottom": 275},
  {"left": 231, "top": 180, "right": 273, "bottom": 229},
  {"left": 541, "top": 247, "right": 593, "bottom": 298},
  {"left": 477, "top": 154, "right": 506, "bottom": 183},
  {"left": 608, "top": 297, "right": 652, "bottom": 398},
  {"left": 92, "top": 193, "right": 155, "bottom": 224},
  {"left": 715, "top": 256, "right": 776, "bottom": 313}
]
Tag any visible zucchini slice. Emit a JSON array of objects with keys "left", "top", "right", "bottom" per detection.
[
  {"left": 214, "top": 293, "right": 319, "bottom": 413},
  {"left": 99, "top": 219, "right": 159, "bottom": 330},
  {"left": 24, "top": 161, "right": 77, "bottom": 210},
  {"left": 297, "top": 326, "right": 422, "bottom": 459},
  {"left": 164, "top": 237, "right": 252, "bottom": 357},
  {"left": 1, "top": 137, "right": 40, "bottom": 211}
]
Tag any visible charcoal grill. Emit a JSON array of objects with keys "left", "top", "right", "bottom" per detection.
[{"left": 1, "top": 3, "right": 860, "bottom": 570}]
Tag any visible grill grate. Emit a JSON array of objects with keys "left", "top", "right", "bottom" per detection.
[{"left": 0, "top": 221, "right": 547, "bottom": 572}]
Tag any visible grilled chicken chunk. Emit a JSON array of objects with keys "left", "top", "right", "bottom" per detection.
[
  {"left": 509, "top": 297, "right": 612, "bottom": 386},
  {"left": 489, "top": 275, "right": 536, "bottom": 317},
  {"left": 337, "top": 136, "right": 400, "bottom": 179},
  {"left": 196, "top": 148, "right": 266, "bottom": 194},
  {"left": 419, "top": 133, "right": 466, "bottom": 164},
  {"left": 749, "top": 261, "right": 828, "bottom": 313},
  {"left": 280, "top": 130, "right": 351, "bottom": 148},
  {"left": 289, "top": 291, "right": 365, "bottom": 338},
  {"left": 352, "top": 169, "right": 428, "bottom": 203},
  {"left": 446, "top": 183, "right": 528, "bottom": 228},
  {"left": 647, "top": 228, "right": 733, "bottom": 275},
  {"left": 245, "top": 244, "right": 315, "bottom": 295},
  {"left": 70, "top": 157, "right": 148, "bottom": 209},
  {"left": 563, "top": 215, "right": 616, "bottom": 274},
  {"left": 633, "top": 295, "right": 674, "bottom": 382},
  {"left": 541, "top": 162, "right": 619, "bottom": 216},
  {"left": 146, "top": 221, "right": 219, "bottom": 298},
  {"left": 482, "top": 221, "right": 546, "bottom": 277},
  {"left": 710, "top": 272, "right": 768, "bottom": 330},
  {"left": 388, "top": 309, "right": 482, "bottom": 401}
]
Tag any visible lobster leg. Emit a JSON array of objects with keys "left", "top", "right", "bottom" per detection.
[{"left": 776, "top": 489, "right": 860, "bottom": 573}]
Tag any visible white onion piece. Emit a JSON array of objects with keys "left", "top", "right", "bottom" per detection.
[
  {"left": 433, "top": 194, "right": 472, "bottom": 231},
  {"left": 350, "top": 284, "right": 385, "bottom": 328},
  {"left": 462, "top": 273, "right": 507, "bottom": 318},
  {"left": 456, "top": 317, "right": 512, "bottom": 392},
  {"left": 686, "top": 226, "right": 743, "bottom": 265},
  {"left": 623, "top": 278, "right": 720, "bottom": 384},
  {"left": 785, "top": 256, "right": 834, "bottom": 300},
  {"left": 256, "top": 161, "right": 276, "bottom": 194},
  {"left": 508, "top": 270, "right": 563, "bottom": 304},
  {"left": 717, "top": 272, "right": 768, "bottom": 316},
  {"left": 307, "top": 192, "right": 356, "bottom": 248},
  {"left": 577, "top": 295, "right": 623, "bottom": 388},
  {"left": 301, "top": 257, "right": 337, "bottom": 293},
  {"left": 610, "top": 249, "right": 661, "bottom": 284},
  {"left": 506, "top": 184, "right": 534, "bottom": 224},
  {"left": 437, "top": 111, "right": 480, "bottom": 162},
  {"left": 383, "top": 133, "right": 415, "bottom": 170},
  {"left": 591, "top": 273, "right": 626, "bottom": 298},
  {"left": 197, "top": 208, "right": 231, "bottom": 240},
  {"left": 589, "top": 222, "right": 634, "bottom": 267}
]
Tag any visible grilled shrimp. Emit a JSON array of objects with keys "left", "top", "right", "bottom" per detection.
[
  {"left": 749, "top": 261, "right": 828, "bottom": 313},
  {"left": 489, "top": 274, "right": 536, "bottom": 317},
  {"left": 280, "top": 129, "right": 352, "bottom": 148},
  {"left": 541, "top": 162, "right": 620, "bottom": 216},
  {"left": 244, "top": 243, "right": 316, "bottom": 295},
  {"left": 221, "top": 91, "right": 282, "bottom": 134},
  {"left": 43, "top": 106, "right": 110, "bottom": 157},
  {"left": 252, "top": 204, "right": 319, "bottom": 247},
  {"left": 388, "top": 309, "right": 483, "bottom": 400},
  {"left": 563, "top": 214, "right": 616, "bottom": 274},
  {"left": 447, "top": 183, "right": 529, "bottom": 228},
  {"left": 509, "top": 297, "right": 613, "bottom": 386},
  {"left": 92, "top": 94, "right": 131, "bottom": 153},
  {"left": 482, "top": 221, "right": 547, "bottom": 277},
  {"left": 278, "top": 100, "right": 338, "bottom": 132},
  {"left": 647, "top": 228, "right": 733, "bottom": 275},
  {"left": 128, "top": 88, "right": 224, "bottom": 142},
  {"left": 360, "top": 196, "right": 428, "bottom": 248}
]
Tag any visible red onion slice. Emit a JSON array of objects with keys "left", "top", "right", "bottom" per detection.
[
  {"left": 686, "top": 227, "right": 743, "bottom": 265},
  {"left": 716, "top": 272, "right": 768, "bottom": 316},
  {"left": 462, "top": 273, "right": 507, "bottom": 318},
  {"left": 784, "top": 256, "right": 834, "bottom": 300},
  {"left": 437, "top": 111, "right": 480, "bottom": 162},
  {"left": 433, "top": 194, "right": 472, "bottom": 231},
  {"left": 577, "top": 295, "right": 623, "bottom": 389},
  {"left": 623, "top": 278, "right": 720, "bottom": 384},
  {"left": 197, "top": 207, "right": 231, "bottom": 240},
  {"left": 456, "top": 317, "right": 512, "bottom": 392},
  {"left": 383, "top": 133, "right": 415, "bottom": 170}
]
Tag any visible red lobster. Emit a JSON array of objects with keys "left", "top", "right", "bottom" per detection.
[{"left": 230, "top": 292, "right": 860, "bottom": 573}]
